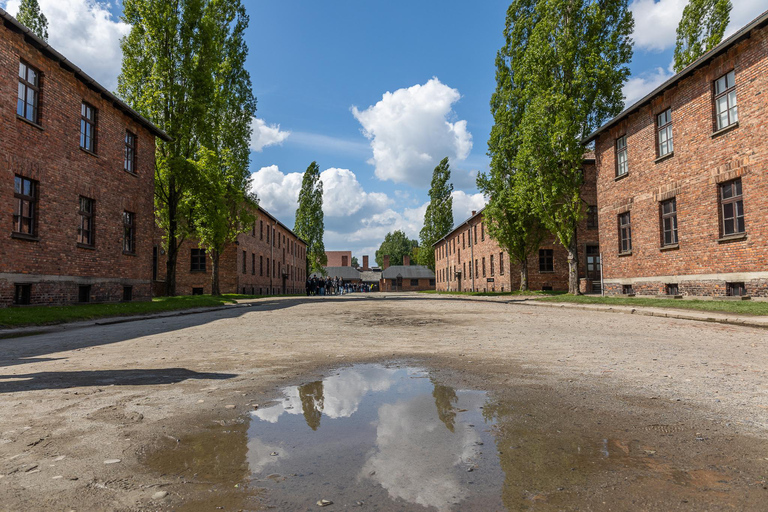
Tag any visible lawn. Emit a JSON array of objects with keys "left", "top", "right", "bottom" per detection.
[
  {"left": 420, "top": 290, "right": 566, "bottom": 297},
  {"left": 0, "top": 294, "right": 294, "bottom": 328},
  {"left": 536, "top": 294, "right": 768, "bottom": 316}
]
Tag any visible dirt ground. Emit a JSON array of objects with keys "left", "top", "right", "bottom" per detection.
[{"left": 2, "top": 293, "right": 768, "bottom": 511}]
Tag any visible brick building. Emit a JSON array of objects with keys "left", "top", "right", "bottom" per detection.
[
  {"left": 0, "top": 9, "right": 169, "bottom": 307},
  {"left": 585, "top": 11, "right": 768, "bottom": 297},
  {"left": 380, "top": 255, "right": 435, "bottom": 292},
  {"left": 153, "top": 205, "right": 307, "bottom": 296},
  {"left": 325, "top": 250, "right": 353, "bottom": 267},
  {"left": 434, "top": 160, "right": 600, "bottom": 293}
]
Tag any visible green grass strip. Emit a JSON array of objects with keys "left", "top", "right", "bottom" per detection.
[
  {"left": 420, "top": 290, "right": 566, "bottom": 297},
  {"left": 536, "top": 294, "right": 768, "bottom": 316}
]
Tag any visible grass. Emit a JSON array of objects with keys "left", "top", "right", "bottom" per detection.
[
  {"left": 420, "top": 290, "right": 567, "bottom": 297},
  {"left": 536, "top": 294, "right": 768, "bottom": 316},
  {"left": 0, "top": 294, "right": 297, "bottom": 328}
]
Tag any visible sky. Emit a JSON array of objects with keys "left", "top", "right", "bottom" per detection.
[{"left": 2, "top": 0, "right": 766, "bottom": 261}]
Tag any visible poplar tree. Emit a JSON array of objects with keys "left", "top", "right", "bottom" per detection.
[
  {"left": 376, "top": 231, "right": 418, "bottom": 267},
  {"left": 118, "top": 0, "right": 213, "bottom": 296},
  {"left": 419, "top": 157, "right": 454, "bottom": 271},
  {"left": 294, "top": 162, "right": 327, "bottom": 275},
  {"left": 17, "top": 0, "right": 48, "bottom": 41},
  {"left": 493, "top": 0, "right": 633, "bottom": 294},
  {"left": 674, "top": 0, "right": 732, "bottom": 72}
]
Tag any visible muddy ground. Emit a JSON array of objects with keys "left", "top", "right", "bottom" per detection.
[{"left": 1, "top": 293, "right": 768, "bottom": 511}]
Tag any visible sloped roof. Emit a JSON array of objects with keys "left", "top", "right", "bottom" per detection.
[
  {"left": 310, "top": 266, "right": 361, "bottom": 280},
  {"left": 381, "top": 265, "right": 435, "bottom": 279},
  {"left": 360, "top": 270, "right": 382, "bottom": 282}
]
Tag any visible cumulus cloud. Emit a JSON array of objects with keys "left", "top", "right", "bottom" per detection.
[
  {"left": 623, "top": 64, "right": 675, "bottom": 107},
  {"left": 319, "top": 168, "right": 391, "bottom": 219},
  {"left": 250, "top": 118, "right": 290, "bottom": 152},
  {"left": 451, "top": 191, "right": 486, "bottom": 223},
  {"left": 249, "top": 165, "right": 303, "bottom": 219},
  {"left": 352, "top": 78, "right": 473, "bottom": 188},
  {"left": 3, "top": 0, "right": 130, "bottom": 90}
]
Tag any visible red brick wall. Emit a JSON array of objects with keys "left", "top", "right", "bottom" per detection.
[
  {"left": 434, "top": 161, "right": 600, "bottom": 293},
  {"left": 325, "top": 251, "right": 352, "bottom": 267},
  {"left": 594, "top": 25, "right": 768, "bottom": 297},
  {"left": 380, "top": 277, "right": 434, "bottom": 292},
  {"left": 0, "top": 26, "right": 156, "bottom": 306}
]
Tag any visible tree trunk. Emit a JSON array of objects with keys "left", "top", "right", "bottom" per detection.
[
  {"left": 211, "top": 249, "right": 221, "bottom": 296},
  {"left": 165, "top": 178, "right": 178, "bottom": 297},
  {"left": 519, "top": 256, "right": 529, "bottom": 291},
  {"left": 567, "top": 232, "right": 580, "bottom": 295}
]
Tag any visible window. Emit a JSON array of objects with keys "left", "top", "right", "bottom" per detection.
[
  {"left": 123, "top": 211, "right": 135, "bottom": 254},
  {"left": 429, "top": 279, "right": 435, "bottom": 286},
  {"left": 192, "top": 287, "right": 204, "bottom": 295},
  {"left": 490, "top": 255, "right": 495, "bottom": 276},
  {"left": 152, "top": 246, "right": 158, "bottom": 281},
  {"left": 14, "top": 284, "right": 31, "bottom": 305},
  {"left": 468, "top": 261, "right": 472, "bottom": 278},
  {"left": 656, "top": 109, "right": 673, "bottom": 157},
  {"left": 80, "top": 102, "right": 97, "bottom": 152},
  {"left": 660, "top": 198, "right": 678, "bottom": 246},
  {"left": 482, "top": 257, "right": 486, "bottom": 277},
  {"left": 124, "top": 131, "right": 137, "bottom": 173},
  {"left": 720, "top": 179, "right": 745, "bottom": 236},
  {"left": 17, "top": 61, "right": 40, "bottom": 124},
  {"left": 13, "top": 175, "right": 37, "bottom": 236},
  {"left": 468, "top": 228, "right": 472, "bottom": 246},
  {"left": 267, "top": 258, "right": 270, "bottom": 277},
  {"left": 191, "top": 248, "right": 206, "bottom": 271},
  {"left": 123, "top": 286, "right": 133, "bottom": 302},
  {"left": 462, "top": 233, "right": 465, "bottom": 249},
  {"left": 727, "top": 282, "right": 747, "bottom": 297},
  {"left": 267, "top": 226, "right": 270, "bottom": 244},
  {"left": 616, "top": 135, "right": 628, "bottom": 177},
  {"left": 252, "top": 253, "right": 256, "bottom": 275},
  {"left": 499, "top": 253, "right": 504, "bottom": 275},
  {"left": 481, "top": 223, "right": 485, "bottom": 241},
  {"left": 714, "top": 70, "right": 738, "bottom": 131},
  {"left": 78, "top": 285, "right": 91, "bottom": 303},
  {"left": 410, "top": 279, "right": 419, "bottom": 286},
  {"left": 666, "top": 283, "right": 679, "bottom": 296},
  {"left": 78, "top": 197, "right": 94, "bottom": 246},
  {"left": 243, "top": 250, "right": 247, "bottom": 273},
  {"left": 622, "top": 284, "right": 634, "bottom": 295},
  {"left": 475, "top": 259, "right": 478, "bottom": 277},
  {"left": 260, "top": 256, "right": 264, "bottom": 276},
  {"left": 618, "top": 212, "right": 632, "bottom": 254},
  {"left": 539, "top": 249, "right": 554, "bottom": 273},
  {"left": 587, "top": 206, "right": 598, "bottom": 229}
]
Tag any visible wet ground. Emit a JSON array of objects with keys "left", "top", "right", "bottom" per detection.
[{"left": 145, "top": 363, "right": 768, "bottom": 511}]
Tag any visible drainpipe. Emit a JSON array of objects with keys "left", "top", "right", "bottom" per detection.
[
  {"left": 270, "top": 219, "right": 276, "bottom": 294},
  {"left": 600, "top": 252, "right": 604, "bottom": 297},
  {"left": 470, "top": 225, "right": 475, "bottom": 292}
]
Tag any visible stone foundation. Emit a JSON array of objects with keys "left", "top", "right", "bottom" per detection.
[{"left": 0, "top": 276, "right": 151, "bottom": 307}]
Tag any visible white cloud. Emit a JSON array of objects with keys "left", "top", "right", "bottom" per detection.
[
  {"left": 249, "top": 165, "right": 303, "bottom": 219},
  {"left": 319, "top": 168, "right": 391, "bottom": 218},
  {"left": 250, "top": 118, "right": 290, "bottom": 152},
  {"left": 4, "top": 0, "right": 130, "bottom": 90},
  {"left": 623, "top": 64, "right": 675, "bottom": 107},
  {"left": 451, "top": 191, "right": 486, "bottom": 223},
  {"left": 352, "top": 78, "right": 473, "bottom": 188},
  {"left": 630, "top": 0, "right": 687, "bottom": 52}
]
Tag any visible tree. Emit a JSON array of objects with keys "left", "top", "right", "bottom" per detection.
[
  {"left": 351, "top": 256, "right": 359, "bottom": 268},
  {"left": 376, "top": 231, "right": 418, "bottom": 267},
  {"left": 419, "top": 157, "right": 454, "bottom": 271},
  {"left": 674, "top": 0, "right": 732, "bottom": 72},
  {"left": 295, "top": 162, "right": 326, "bottom": 275},
  {"left": 494, "top": 0, "right": 633, "bottom": 294},
  {"left": 17, "top": 0, "right": 48, "bottom": 41},
  {"left": 119, "top": 0, "right": 214, "bottom": 296},
  {"left": 190, "top": 1, "right": 257, "bottom": 296}
]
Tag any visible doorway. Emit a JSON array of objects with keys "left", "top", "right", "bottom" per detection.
[{"left": 586, "top": 245, "right": 601, "bottom": 293}]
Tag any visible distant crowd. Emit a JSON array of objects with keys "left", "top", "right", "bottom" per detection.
[{"left": 306, "top": 276, "right": 376, "bottom": 296}]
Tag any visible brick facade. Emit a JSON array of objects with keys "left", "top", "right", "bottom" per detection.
[
  {"left": 589, "top": 16, "right": 768, "bottom": 297},
  {"left": 153, "top": 206, "right": 308, "bottom": 296},
  {"left": 0, "top": 12, "right": 166, "bottom": 307},
  {"left": 325, "top": 250, "right": 352, "bottom": 267},
  {"left": 434, "top": 161, "right": 600, "bottom": 293}
]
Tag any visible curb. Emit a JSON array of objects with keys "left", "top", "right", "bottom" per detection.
[{"left": 517, "top": 300, "right": 768, "bottom": 330}]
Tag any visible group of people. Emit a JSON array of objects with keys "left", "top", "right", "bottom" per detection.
[{"left": 306, "top": 276, "right": 377, "bottom": 296}]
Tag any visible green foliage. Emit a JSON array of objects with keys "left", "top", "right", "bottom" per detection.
[
  {"left": 16, "top": 0, "right": 48, "bottom": 41},
  {"left": 489, "top": 0, "right": 633, "bottom": 293},
  {"left": 376, "top": 230, "right": 418, "bottom": 267},
  {"left": 419, "top": 157, "right": 454, "bottom": 270},
  {"left": 674, "top": 0, "right": 732, "bottom": 72},
  {"left": 294, "top": 162, "right": 327, "bottom": 274},
  {"left": 351, "top": 256, "right": 359, "bottom": 268}
]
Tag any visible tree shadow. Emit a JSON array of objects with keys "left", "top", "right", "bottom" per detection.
[{"left": 0, "top": 368, "right": 236, "bottom": 393}]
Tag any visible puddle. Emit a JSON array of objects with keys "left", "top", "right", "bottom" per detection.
[{"left": 146, "top": 364, "right": 768, "bottom": 511}]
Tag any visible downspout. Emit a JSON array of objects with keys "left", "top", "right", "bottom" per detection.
[{"left": 470, "top": 225, "right": 475, "bottom": 292}]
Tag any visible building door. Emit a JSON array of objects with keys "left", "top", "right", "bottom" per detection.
[
  {"left": 396, "top": 275, "right": 403, "bottom": 291},
  {"left": 586, "top": 245, "right": 601, "bottom": 293}
]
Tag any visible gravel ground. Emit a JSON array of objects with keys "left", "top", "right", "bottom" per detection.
[{"left": 1, "top": 293, "right": 768, "bottom": 511}]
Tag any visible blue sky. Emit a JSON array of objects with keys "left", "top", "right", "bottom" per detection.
[{"left": 2, "top": 0, "right": 765, "bottom": 259}]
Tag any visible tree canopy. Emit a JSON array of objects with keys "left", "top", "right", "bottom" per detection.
[
  {"left": 294, "top": 162, "right": 326, "bottom": 274},
  {"left": 674, "top": 0, "right": 732, "bottom": 72},
  {"left": 17, "top": 0, "right": 48, "bottom": 41},
  {"left": 419, "top": 157, "right": 454, "bottom": 271},
  {"left": 376, "top": 231, "right": 418, "bottom": 267}
]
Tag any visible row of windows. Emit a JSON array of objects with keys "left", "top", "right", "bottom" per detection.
[
  {"left": 615, "top": 70, "right": 738, "bottom": 177},
  {"left": 189, "top": 247, "right": 305, "bottom": 282},
  {"left": 617, "top": 178, "right": 745, "bottom": 254},
  {"left": 17, "top": 60, "right": 138, "bottom": 173},
  {"left": 437, "top": 223, "right": 485, "bottom": 260},
  {"left": 250, "top": 219, "right": 304, "bottom": 259},
  {"left": 438, "top": 248, "right": 562, "bottom": 284},
  {"left": 13, "top": 283, "right": 133, "bottom": 305},
  {"left": 13, "top": 175, "right": 136, "bottom": 253}
]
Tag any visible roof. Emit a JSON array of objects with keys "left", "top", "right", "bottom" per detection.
[
  {"left": 257, "top": 205, "right": 307, "bottom": 245},
  {"left": 310, "top": 266, "right": 361, "bottom": 280},
  {"left": 583, "top": 8, "right": 768, "bottom": 144},
  {"left": 0, "top": 7, "right": 171, "bottom": 142},
  {"left": 381, "top": 265, "right": 435, "bottom": 279},
  {"left": 359, "top": 270, "right": 381, "bottom": 282}
]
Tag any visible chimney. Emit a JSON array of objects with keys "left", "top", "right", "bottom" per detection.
[
  {"left": 471, "top": 210, "right": 476, "bottom": 216},
  {"left": 403, "top": 255, "right": 411, "bottom": 266},
  {"left": 383, "top": 255, "right": 390, "bottom": 270},
  {"left": 363, "top": 255, "right": 369, "bottom": 271}
]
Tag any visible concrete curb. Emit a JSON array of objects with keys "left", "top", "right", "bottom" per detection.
[{"left": 517, "top": 300, "right": 768, "bottom": 330}]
